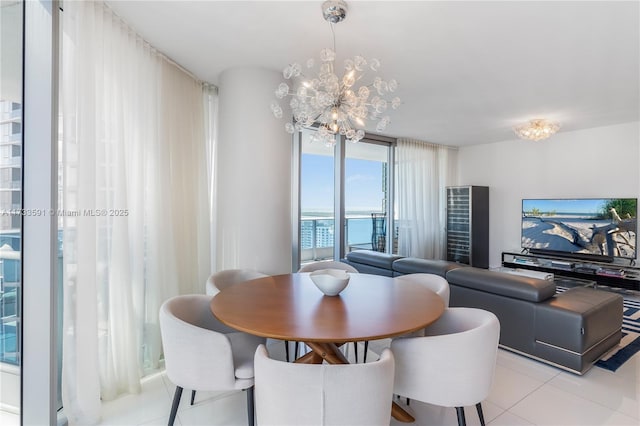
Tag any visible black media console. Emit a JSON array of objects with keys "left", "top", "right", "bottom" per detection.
[{"left": 502, "top": 251, "right": 640, "bottom": 291}]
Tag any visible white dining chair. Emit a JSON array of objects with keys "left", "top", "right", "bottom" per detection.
[
  {"left": 395, "top": 273, "right": 450, "bottom": 307},
  {"left": 206, "top": 269, "right": 297, "bottom": 363},
  {"left": 362, "top": 273, "right": 451, "bottom": 363},
  {"left": 159, "top": 294, "right": 265, "bottom": 426},
  {"left": 205, "top": 269, "right": 268, "bottom": 296},
  {"left": 254, "top": 344, "right": 395, "bottom": 426},
  {"left": 298, "top": 260, "right": 359, "bottom": 273},
  {"left": 391, "top": 307, "right": 500, "bottom": 426},
  {"left": 393, "top": 273, "right": 450, "bottom": 339}
]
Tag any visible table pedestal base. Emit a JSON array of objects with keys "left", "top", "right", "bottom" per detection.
[{"left": 295, "top": 341, "right": 415, "bottom": 423}]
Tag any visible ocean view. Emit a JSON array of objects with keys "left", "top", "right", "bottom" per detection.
[{"left": 301, "top": 212, "right": 381, "bottom": 248}]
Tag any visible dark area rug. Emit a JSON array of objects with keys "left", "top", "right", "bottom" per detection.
[{"left": 595, "top": 297, "right": 640, "bottom": 372}]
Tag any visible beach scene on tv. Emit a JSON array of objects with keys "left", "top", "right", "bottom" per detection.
[{"left": 522, "top": 198, "right": 637, "bottom": 259}]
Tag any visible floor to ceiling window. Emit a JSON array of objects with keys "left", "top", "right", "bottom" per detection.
[
  {"left": 344, "top": 139, "right": 393, "bottom": 255},
  {"left": 300, "top": 129, "right": 336, "bottom": 264},
  {"left": 0, "top": 0, "right": 23, "bottom": 416},
  {"left": 297, "top": 129, "right": 395, "bottom": 268}
]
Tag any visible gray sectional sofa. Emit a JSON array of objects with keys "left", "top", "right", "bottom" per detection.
[{"left": 342, "top": 250, "right": 623, "bottom": 374}]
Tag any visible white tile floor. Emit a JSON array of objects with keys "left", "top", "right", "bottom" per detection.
[{"left": 3, "top": 340, "right": 639, "bottom": 426}]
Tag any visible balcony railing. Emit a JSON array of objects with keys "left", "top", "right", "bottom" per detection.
[{"left": 301, "top": 215, "right": 385, "bottom": 262}]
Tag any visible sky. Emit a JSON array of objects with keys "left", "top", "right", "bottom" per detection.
[
  {"left": 301, "top": 154, "right": 384, "bottom": 213},
  {"left": 522, "top": 199, "right": 611, "bottom": 214}
]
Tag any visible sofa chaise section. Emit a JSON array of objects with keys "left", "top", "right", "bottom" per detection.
[
  {"left": 534, "top": 287, "right": 623, "bottom": 374},
  {"left": 343, "top": 250, "right": 623, "bottom": 374},
  {"left": 445, "top": 267, "right": 556, "bottom": 356},
  {"left": 446, "top": 267, "right": 622, "bottom": 374}
]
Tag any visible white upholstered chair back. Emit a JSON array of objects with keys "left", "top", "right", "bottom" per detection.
[
  {"left": 254, "top": 345, "right": 395, "bottom": 426},
  {"left": 298, "top": 260, "right": 359, "bottom": 273},
  {"left": 394, "top": 273, "right": 450, "bottom": 306},
  {"left": 159, "top": 294, "right": 260, "bottom": 391},
  {"left": 206, "top": 269, "right": 268, "bottom": 296},
  {"left": 160, "top": 294, "right": 263, "bottom": 425},
  {"left": 391, "top": 308, "right": 499, "bottom": 412}
]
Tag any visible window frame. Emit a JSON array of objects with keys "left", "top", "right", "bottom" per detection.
[{"left": 21, "top": 0, "right": 61, "bottom": 423}]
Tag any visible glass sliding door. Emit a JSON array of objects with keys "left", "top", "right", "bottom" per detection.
[
  {"left": 297, "top": 130, "right": 395, "bottom": 269},
  {"left": 344, "top": 141, "right": 392, "bottom": 254},
  {"left": 300, "top": 128, "right": 336, "bottom": 263},
  {"left": 0, "top": 0, "right": 23, "bottom": 418}
]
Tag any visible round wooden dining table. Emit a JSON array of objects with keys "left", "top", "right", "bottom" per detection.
[{"left": 210, "top": 272, "right": 445, "bottom": 423}]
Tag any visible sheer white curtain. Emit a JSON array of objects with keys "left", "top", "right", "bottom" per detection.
[
  {"left": 395, "top": 138, "right": 458, "bottom": 259},
  {"left": 203, "top": 84, "right": 219, "bottom": 273},
  {"left": 60, "top": 2, "right": 211, "bottom": 423}
]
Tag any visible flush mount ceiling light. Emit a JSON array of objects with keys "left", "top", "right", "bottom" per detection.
[
  {"left": 513, "top": 119, "right": 561, "bottom": 141},
  {"left": 271, "top": 0, "right": 401, "bottom": 146}
]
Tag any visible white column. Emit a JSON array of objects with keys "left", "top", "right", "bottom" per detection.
[{"left": 216, "top": 67, "right": 292, "bottom": 274}]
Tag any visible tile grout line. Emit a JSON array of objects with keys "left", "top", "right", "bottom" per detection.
[
  {"left": 543, "top": 368, "right": 640, "bottom": 421},
  {"left": 495, "top": 363, "right": 561, "bottom": 413},
  {"left": 487, "top": 409, "right": 535, "bottom": 426}
]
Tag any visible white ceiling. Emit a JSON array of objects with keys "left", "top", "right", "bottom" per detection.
[{"left": 106, "top": 0, "right": 640, "bottom": 147}]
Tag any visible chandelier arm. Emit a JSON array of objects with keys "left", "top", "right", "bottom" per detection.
[
  {"left": 310, "top": 112, "right": 325, "bottom": 124},
  {"left": 285, "top": 92, "right": 316, "bottom": 101},
  {"left": 347, "top": 117, "right": 358, "bottom": 130}
]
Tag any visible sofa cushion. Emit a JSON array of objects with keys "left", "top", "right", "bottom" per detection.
[
  {"left": 393, "top": 257, "right": 464, "bottom": 277},
  {"left": 446, "top": 267, "right": 556, "bottom": 302},
  {"left": 345, "top": 250, "right": 403, "bottom": 270}
]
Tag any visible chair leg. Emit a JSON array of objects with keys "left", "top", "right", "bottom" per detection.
[
  {"left": 363, "top": 340, "right": 369, "bottom": 363},
  {"left": 455, "top": 407, "right": 466, "bottom": 426},
  {"left": 295, "top": 342, "right": 299, "bottom": 360},
  {"left": 353, "top": 342, "right": 359, "bottom": 363},
  {"left": 246, "top": 386, "right": 255, "bottom": 426},
  {"left": 168, "top": 386, "right": 182, "bottom": 426},
  {"left": 190, "top": 390, "right": 196, "bottom": 405},
  {"left": 285, "top": 340, "right": 290, "bottom": 362},
  {"left": 476, "top": 402, "right": 485, "bottom": 426}
]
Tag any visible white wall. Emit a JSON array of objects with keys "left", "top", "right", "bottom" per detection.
[
  {"left": 458, "top": 121, "right": 640, "bottom": 267},
  {"left": 216, "top": 67, "right": 292, "bottom": 274}
]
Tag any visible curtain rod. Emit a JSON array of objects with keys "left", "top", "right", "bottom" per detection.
[{"left": 397, "top": 138, "right": 459, "bottom": 151}]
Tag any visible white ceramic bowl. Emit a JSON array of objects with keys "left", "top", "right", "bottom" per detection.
[{"left": 309, "top": 269, "right": 350, "bottom": 296}]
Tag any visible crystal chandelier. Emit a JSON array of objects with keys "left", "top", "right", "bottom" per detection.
[
  {"left": 513, "top": 119, "right": 561, "bottom": 141},
  {"left": 271, "top": 0, "right": 400, "bottom": 146}
]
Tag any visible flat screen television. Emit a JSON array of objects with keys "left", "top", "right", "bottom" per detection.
[{"left": 521, "top": 198, "right": 637, "bottom": 261}]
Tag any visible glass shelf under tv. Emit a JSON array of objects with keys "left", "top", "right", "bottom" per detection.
[{"left": 502, "top": 251, "right": 640, "bottom": 291}]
